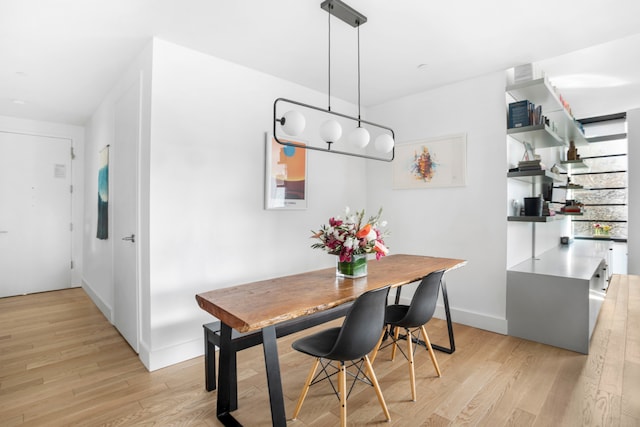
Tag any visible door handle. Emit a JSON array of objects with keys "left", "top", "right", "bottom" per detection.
[
  {"left": 0, "top": 231, "right": 8, "bottom": 234},
  {"left": 122, "top": 234, "right": 135, "bottom": 243}
]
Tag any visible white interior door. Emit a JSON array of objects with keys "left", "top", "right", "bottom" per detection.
[
  {"left": 113, "top": 80, "right": 141, "bottom": 352},
  {"left": 0, "top": 132, "right": 72, "bottom": 297}
]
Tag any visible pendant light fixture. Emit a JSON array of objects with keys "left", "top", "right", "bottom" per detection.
[{"left": 273, "top": 0, "right": 395, "bottom": 162}]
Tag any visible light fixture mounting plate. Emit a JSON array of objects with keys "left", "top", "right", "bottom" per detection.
[{"left": 320, "top": 0, "right": 367, "bottom": 27}]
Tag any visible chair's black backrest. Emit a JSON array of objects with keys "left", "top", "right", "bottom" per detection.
[
  {"left": 326, "top": 286, "right": 390, "bottom": 361},
  {"left": 401, "top": 269, "right": 445, "bottom": 327}
]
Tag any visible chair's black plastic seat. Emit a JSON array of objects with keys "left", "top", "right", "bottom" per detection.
[
  {"left": 292, "top": 327, "right": 341, "bottom": 357},
  {"left": 385, "top": 304, "right": 410, "bottom": 326}
]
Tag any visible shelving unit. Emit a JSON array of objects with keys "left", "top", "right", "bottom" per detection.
[
  {"left": 507, "top": 170, "right": 562, "bottom": 224},
  {"left": 506, "top": 78, "right": 588, "bottom": 147}
]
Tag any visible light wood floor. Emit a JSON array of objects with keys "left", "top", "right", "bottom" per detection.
[{"left": 1, "top": 275, "right": 638, "bottom": 426}]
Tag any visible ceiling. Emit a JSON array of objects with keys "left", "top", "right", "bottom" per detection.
[{"left": 2, "top": 0, "right": 640, "bottom": 126}]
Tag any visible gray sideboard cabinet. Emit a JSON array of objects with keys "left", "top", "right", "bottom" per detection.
[{"left": 506, "top": 241, "right": 610, "bottom": 354}]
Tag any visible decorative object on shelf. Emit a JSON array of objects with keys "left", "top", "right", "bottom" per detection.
[
  {"left": 392, "top": 133, "right": 467, "bottom": 189},
  {"left": 592, "top": 223, "right": 611, "bottom": 237},
  {"left": 561, "top": 199, "right": 584, "bottom": 215},
  {"left": 567, "top": 140, "right": 580, "bottom": 161},
  {"left": 311, "top": 207, "right": 389, "bottom": 278},
  {"left": 524, "top": 196, "right": 543, "bottom": 216},
  {"left": 512, "top": 199, "right": 520, "bottom": 216},
  {"left": 273, "top": 0, "right": 395, "bottom": 162}
]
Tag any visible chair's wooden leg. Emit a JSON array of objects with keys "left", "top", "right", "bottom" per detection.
[
  {"left": 369, "top": 328, "right": 386, "bottom": 364},
  {"left": 391, "top": 327, "right": 400, "bottom": 361},
  {"left": 339, "top": 361, "right": 347, "bottom": 427},
  {"left": 292, "top": 358, "right": 320, "bottom": 420},
  {"left": 421, "top": 325, "right": 442, "bottom": 377},
  {"left": 407, "top": 328, "right": 416, "bottom": 401},
  {"left": 364, "top": 355, "right": 391, "bottom": 421}
]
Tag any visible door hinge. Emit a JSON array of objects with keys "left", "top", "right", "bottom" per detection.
[
  {"left": 70, "top": 184, "right": 73, "bottom": 193},
  {"left": 70, "top": 147, "right": 76, "bottom": 160},
  {"left": 71, "top": 260, "right": 74, "bottom": 269},
  {"left": 70, "top": 222, "right": 73, "bottom": 231}
]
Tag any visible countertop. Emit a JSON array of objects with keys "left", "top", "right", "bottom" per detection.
[{"left": 508, "top": 240, "right": 610, "bottom": 281}]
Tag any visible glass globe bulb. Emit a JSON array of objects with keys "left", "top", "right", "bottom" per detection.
[
  {"left": 348, "top": 126, "right": 370, "bottom": 148},
  {"left": 281, "top": 110, "right": 305, "bottom": 136},
  {"left": 319, "top": 119, "right": 342, "bottom": 142},
  {"left": 374, "top": 134, "right": 394, "bottom": 153}
]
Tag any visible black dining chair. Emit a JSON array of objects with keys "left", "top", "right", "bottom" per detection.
[
  {"left": 290, "top": 286, "right": 391, "bottom": 426},
  {"left": 370, "top": 269, "right": 445, "bottom": 401}
]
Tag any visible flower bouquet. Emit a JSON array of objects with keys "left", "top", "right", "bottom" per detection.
[
  {"left": 311, "top": 207, "right": 389, "bottom": 277},
  {"left": 592, "top": 223, "right": 612, "bottom": 237}
]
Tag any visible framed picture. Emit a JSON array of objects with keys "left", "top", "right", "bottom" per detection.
[
  {"left": 393, "top": 133, "right": 467, "bottom": 189},
  {"left": 265, "top": 133, "right": 308, "bottom": 209},
  {"left": 97, "top": 145, "right": 109, "bottom": 239}
]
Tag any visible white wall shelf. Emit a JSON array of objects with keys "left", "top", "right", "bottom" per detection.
[
  {"left": 560, "top": 159, "right": 588, "bottom": 171},
  {"left": 506, "top": 78, "right": 588, "bottom": 146},
  {"left": 507, "top": 169, "right": 562, "bottom": 184},
  {"left": 508, "top": 216, "right": 556, "bottom": 222},
  {"left": 507, "top": 124, "right": 565, "bottom": 148}
]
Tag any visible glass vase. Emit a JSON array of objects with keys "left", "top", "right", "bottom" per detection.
[{"left": 336, "top": 253, "right": 368, "bottom": 278}]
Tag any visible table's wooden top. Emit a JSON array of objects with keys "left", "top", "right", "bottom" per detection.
[{"left": 196, "top": 254, "right": 466, "bottom": 333}]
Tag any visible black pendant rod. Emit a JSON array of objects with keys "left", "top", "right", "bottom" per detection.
[
  {"left": 357, "top": 23, "right": 361, "bottom": 126},
  {"left": 328, "top": 6, "right": 331, "bottom": 111}
]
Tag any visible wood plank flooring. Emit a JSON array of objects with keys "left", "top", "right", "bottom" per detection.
[{"left": 1, "top": 275, "right": 638, "bottom": 426}]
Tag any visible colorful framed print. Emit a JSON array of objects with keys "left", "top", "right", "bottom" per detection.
[
  {"left": 265, "top": 133, "right": 308, "bottom": 209},
  {"left": 393, "top": 133, "right": 467, "bottom": 189}
]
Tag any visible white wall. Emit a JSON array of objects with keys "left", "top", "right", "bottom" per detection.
[
  {"left": 366, "top": 72, "right": 509, "bottom": 334},
  {"left": 0, "top": 115, "right": 84, "bottom": 286},
  {"left": 143, "top": 39, "right": 370, "bottom": 369},
  {"left": 628, "top": 108, "right": 639, "bottom": 274}
]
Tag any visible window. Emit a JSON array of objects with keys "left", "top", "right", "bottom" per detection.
[{"left": 569, "top": 115, "right": 628, "bottom": 240}]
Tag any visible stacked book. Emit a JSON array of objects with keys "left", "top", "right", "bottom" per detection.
[
  {"left": 518, "top": 159, "right": 542, "bottom": 171},
  {"left": 561, "top": 205, "right": 583, "bottom": 214}
]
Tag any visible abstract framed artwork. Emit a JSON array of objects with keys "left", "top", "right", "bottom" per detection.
[
  {"left": 265, "top": 133, "right": 308, "bottom": 209},
  {"left": 393, "top": 133, "right": 467, "bottom": 189},
  {"left": 97, "top": 145, "right": 109, "bottom": 239}
]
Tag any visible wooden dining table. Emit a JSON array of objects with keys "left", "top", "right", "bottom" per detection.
[{"left": 196, "top": 254, "right": 466, "bottom": 426}]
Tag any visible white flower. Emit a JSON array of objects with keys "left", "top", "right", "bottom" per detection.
[
  {"left": 380, "top": 220, "right": 388, "bottom": 227},
  {"left": 344, "top": 237, "right": 355, "bottom": 249},
  {"left": 366, "top": 228, "right": 377, "bottom": 241}
]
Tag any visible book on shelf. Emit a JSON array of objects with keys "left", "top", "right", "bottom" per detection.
[
  {"left": 517, "top": 159, "right": 542, "bottom": 171},
  {"left": 508, "top": 100, "right": 544, "bottom": 129}
]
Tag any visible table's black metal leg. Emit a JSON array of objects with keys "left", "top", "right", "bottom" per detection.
[
  {"left": 217, "top": 323, "right": 242, "bottom": 426},
  {"left": 431, "top": 278, "right": 455, "bottom": 354},
  {"left": 262, "top": 325, "right": 287, "bottom": 427}
]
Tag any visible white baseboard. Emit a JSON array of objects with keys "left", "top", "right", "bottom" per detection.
[
  {"left": 396, "top": 293, "right": 508, "bottom": 335},
  {"left": 140, "top": 338, "right": 204, "bottom": 372},
  {"left": 81, "top": 278, "right": 113, "bottom": 323},
  {"left": 433, "top": 305, "right": 508, "bottom": 335}
]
